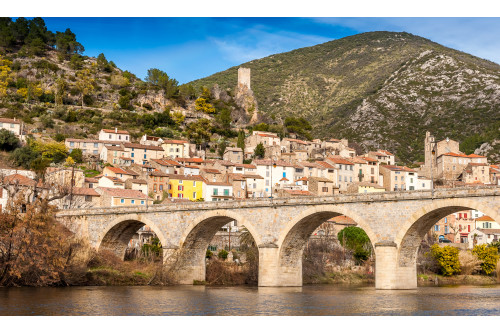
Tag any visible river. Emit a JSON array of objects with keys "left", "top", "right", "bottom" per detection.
[{"left": 0, "top": 285, "right": 499, "bottom": 316}]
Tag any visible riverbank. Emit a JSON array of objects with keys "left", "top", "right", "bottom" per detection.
[{"left": 417, "top": 274, "right": 500, "bottom": 286}]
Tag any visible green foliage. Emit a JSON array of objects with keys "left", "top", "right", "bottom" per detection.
[
  {"left": 53, "top": 133, "right": 66, "bottom": 142},
  {"left": 237, "top": 129, "right": 246, "bottom": 152},
  {"left": 141, "top": 237, "right": 162, "bottom": 258},
  {"left": 337, "top": 226, "right": 372, "bottom": 263},
  {"left": 217, "top": 139, "right": 228, "bottom": 158},
  {"left": 185, "top": 118, "right": 212, "bottom": 146},
  {"left": 96, "top": 53, "right": 112, "bottom": 73},
  {"left": 40, "top": 114, "right": 54, "bottom": 129},
  {"left": 430, "top": 244, "right": 461, "bottom": 276},
  {"left": 472, "top": 244, "right": 499, "bottom": 275},
  {"left": 0, "top": 128, "right": 20, "bottom": 151},
  {"left": 54, "top": 28, "right": 84, "bottom": 55},
  {"left": 69, "top": 148, "right": 83, "bottom": 163},
  {"left": 218, "top": 249, "right": 229, "bottom": 260},
  {"left": 253, "top": 143, "right": 265, "bottom": 159},
  {"left": 145, "top": 68, "right": 179, "bottom": 98},
  {"left": 206, "top": 249, "right": 213, "bottom": 259},
  {"left": 284, "top": 116, "right": 313, "bottom": 140},
  {"left": 10, "top": 145, "right": 39, "bottom": 169}
]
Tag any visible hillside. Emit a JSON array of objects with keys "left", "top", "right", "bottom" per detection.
[{"left": 190, "top": 31, "right": 500, "bottom": 163}]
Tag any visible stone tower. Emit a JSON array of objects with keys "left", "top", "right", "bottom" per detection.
[
  {"left": 424, "top": 131, "right": 436, "bottom": 170},
  {"left": 238, "top": 67, "right": 251, "bottom": 90}
]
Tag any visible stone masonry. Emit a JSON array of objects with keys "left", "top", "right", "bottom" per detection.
[{"left": 57, "top": 186, "right": 500, "bottom": 290}]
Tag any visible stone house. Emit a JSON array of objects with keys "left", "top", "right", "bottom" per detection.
[
  {"left": 102, "top": 166, "right": 139, "bottom": 182},
  {"left": 307, "top": 177, "right": 337, "bottom": 196},
  {"left": 0, "top": 117, "right": 24, "bottom": 140},
  {"left": 241, "top": 174, "right": 265, "bottom": 198},
  {"left": 161, "top": 139, "right": 190, "bottom": 159},
  {"left": 226, "top": 173, "right": 247, "bottom": 199},
  {"left": 366, "top": 150, "right": 395, "bottom": 165},
  {"left": 231, "top": 163, "right": 257, "bottom": 175},
  {"left": 65, "top": 138, "right": 121, "bottom": 156},
  {"left": 98, "top": 176, "right": 125, "bottom": 189},
  {"left": 125, "top": 178, "right": 148, "bottom": 194},
  {"left": 460, "top": 163, "right": 490, "bottom": 184},
  {"left": 347, "top": 182, "right": 385, "bottom": 194},
  {"left": 96, "top": 187, "right": 152, "bottom": 207},
  {"left": 315, "top": 161, "right": 338, "bottom": 185},
  {"left": 147, "top": 170, "right": 170, "bottom": 200},
  {"left": 223, "top": 147, "right": 243, "bottom": 164},
  {"left": 379, "top": 165, "right": 417, "bottom": 191},
  {"left": 200, "top": 168, "right": 225, "bottom": 183},
  {"left": 325, "top": 156, "right": 354, "bottom": 191},
  {"left": 490, "top": 165, "right": 500, "bottom": 185},
  {"left": 123, "top": 143, "right": 165, "bottom": 165},
  {"left": 176, "top": 157, "right": 204, "bottom": 166},
  {"left": 139, "top": 135, "right": 163, "bottom": 146},
  {"left": 56, "top": 187, "right": 101, "bottom": 210},
  {"left": 84, "top": 177, "right": 99, "bottom": 189},
  {"left": 99, "top": 128, "right": 130, "bottom": 142},
  {"left": 184, "top": 165, "right": 200, "bottom": 176},
  {"left": 339, "top": 147, "right": 356, "bottom": 158},
  {"left": 100, "top": 145, "right": 129, "bottom": 165},
  {"left": 150, "top": 158, "right": 183, "bottom": 175}
]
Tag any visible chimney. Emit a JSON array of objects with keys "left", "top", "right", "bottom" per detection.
[{"left": 115, "top": 128, "right": 117, "bottom": 133}]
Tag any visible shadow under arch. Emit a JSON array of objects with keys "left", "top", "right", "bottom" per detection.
[
  {"left": 277, "top": 205, "right": 376, "bottom": 269},
  {"left": 98, "top": 214, "right": 167, "bottom": 261},
  {"left": 172, "top": 210, "right": 260, "bottom": 284},
  {"left": 397, "top": 198, "right": 500, "bottom": 267}
]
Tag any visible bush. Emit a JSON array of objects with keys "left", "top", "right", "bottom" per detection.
[
  {"left": 218, "top": 249, "right": 228, "bottom": 260},
  {"left": 472, "top": 244, "right": 499, "bottom": 275},
  {"left": 69, "top": 148, "right": 83, "bottom": 163},
  {"left": 53, "top": 133, "right": 66, "bottom": 142},
  {"left": 458, "top": 250, "right": 481, "bottom": 275},
  {"left": 206, "top": 249, "right": 213, "bottom": 259},
  {"left": 430, "top": 244, "right": 461, "bottom": 276},
  {"left": 0, "top": 129, "right": 20, "bottom": 151}
]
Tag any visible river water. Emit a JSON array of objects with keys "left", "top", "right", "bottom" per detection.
[{"left": 0, "top": 285, "right": 499, "bottom": 316}]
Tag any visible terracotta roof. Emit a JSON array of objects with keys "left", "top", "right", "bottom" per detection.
[
  {"left": 280, "top": 177, "right": 289, "bottom": 181},
  {"left": 130, "top": 179, "right": 148, "bottom": 184},
  {"left": 149, "top": 170, "right": 169, "bottom": 177},
  {"left": 98, "top": 187, "right": 149, "bottom": 199},
  {"left": 143, "top": 135, "right": 161, "bottom": 141},
  {"left": 284, "top": 138, "right": 308, "bottom": 145},
  {"left": 0, "top": 117, "right": 21, "bottom": 124},
  {"left": 234, "top": 163, "right": 256, "bottom": 169},
  {"left": 227, "top": 173, "right": 246, "bottom": 181},
  {"left": 379, "top": 150, "right": 394, "bottom": 156},
  {"left": 124, "top": 143, "right": 164, "bottom": 151},
  {"left": 176, "top": 157, "right": 204, "bottom": 163},
  {"left": 102, "top": 129, "right": 129, "bottom": 134},
  {"left": 102, "top": 176, "right": 124, "bottom": 183},
  {"left": 184, "top": 165, "right": 200, "bottom": 169},
  {"left": 205, "top": 181, "right": 232, "bottom": 186},
  {"left": 241, "top": 174, "right": 264, "bottom": 179},
  {"left": 309, "top": 177, "right": 333, "bottom": 183},
  {"left": 167, "top": 174, "right": 205, "bottom": 182},
  {"left": 201, "top": 168, "right": 221, "bottom": 174},
  {"left": 4, "top": 174, "right": 36, "bottom": 186},
  {"left": 85, "top": 177, "right": 99, "bottom": 183},
  {"left": 296, "top": 177, "right": 308, "bottom": 182},
  {"left": 380, "top": 165, "right": 416, "bottom": 173},
  {"left": 283, "top": 189, "right": 314, "bottom": 196},
  {"left": 257, "top": 133, "right": 279, "bottom": 138},
  {"left": 298, "top": 161, "right": 318, "bottom": 168},
  {"left": 105, "top": 166, "right": 137, "bottom": 175},
  {"left": 71, "top": 187, "right": 100, "bottom": 196},
  {"left": 151, "top": 159, "right": 182, "bottom": 167},
  {"left": 225, "top": 147, "right": 243, "bottom": 152},
  {"left": 253, "top": 159, "right": 295, "bottom": 167},
  {"left": 104, "top": 145, "right": 125, "bottom": 151},
  {"left": 217, "top": 160, "right": 236, "bottom": 166},
  {"left": 467, "top": 154, "right": 486, "bottom": 158},
  {"left": 326, "top": 156, "right": 354, "bottom": 165},
  {"left": 360, "top": 156, "right": 378, "bottom": 163},
  {"left": 476, "top": 216, "right": 495, "bottom": 222},
  {"left": 349, "top": 157, "right": 368, "bottom": 164},
  {"left": 163, "top": 139, "right": 188, "bottom": 144},
  {"left": 66, "top": 138, "right": 121, "bottom": 144}
]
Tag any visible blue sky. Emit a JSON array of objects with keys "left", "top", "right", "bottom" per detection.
[{"left": 36, "top": 17, "right": 500, "bottom": 84}]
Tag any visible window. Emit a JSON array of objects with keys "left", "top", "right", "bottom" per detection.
[
  {"left": 70, "top": 142, "right": 75, "bottom": 147},
  {"left": 349, "top": 177, "right": 352, "bottom": 182},
  {"left": 395, "top": 185, "right": 398, "bottom": 190},
  {"left": 153, "top": 184, "right": 157, "bottom": 192},
  {"left": 266, "top": 180, "right": 269, "bottom": 186},
  {"left": 350, "top": 165, "right": 353, "bottom": 171},
  {"left": 213, "top": 188, "right": 218, "bottom": 195},
  {"left": 266, "top": 171, "right": 270, "bottom": 177},
  {"left": 109, "top": 135, "right": 112, "bottom": 139},
  {"left": 119, "top": 135, "right": 121, "bottom": 140},
  {"left": 395, "top": 176, "right": 398, "bottom": 180},
  {"left": 371, "top": 167, "right": 374, "bottom": 174},
  {"left": 120, "top": 199, "right": 124, "bottom": 203},
  {"left": 89, "top": 183, "right": 93, "bottom": 188},
  {"left": 131, "top": 153, "right": 134, "bottom": 157},
  {"left": 434, "top": 225, "right": 440, "bottom": 231},
  {"left": 85, "top": 195, "right": 92, "bottom": 202},
  {"left": 344, "top": 176, "right": 347, "bottom": 182},
  {"left": 159, "top": 185, "right": 163, "bottom": 191},
  {"left": 144, "top": 154, "right": 147, "bottom": 159},
  {"left": 193, "top": 192, "right": 196, "bottom": 198},
  {"left": 178, "top": 193, "right": 183, "bottom": 198},
  {"left": 223, "top": 189, "right": 229, "bottom": 196},
  {"left": 93, "top": 150, "right": 98, "bottom": 154},
  {"left": 193, "top": 181, "right": 196, "bottom": 187},
  {"left": 322, "top": 187, "right": 328, "bottom": 192},
  {"left": 445, "top": 226, "right": 449, "bottom": 234},
  {"left": 131, "top": 200, "right": 135, "bottom": 204},
  {"left": 126, "top": 136, "right": 129, "bottom": 141},
  {"left": 179, "top": 180, "right": 183, "bottom": 184},
  {"left": 178, "top": 185, "right": 183, "bottom": 191}
]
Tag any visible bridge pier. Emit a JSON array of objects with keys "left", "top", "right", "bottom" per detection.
[
  {"left": 258, "top": 244, "right": 303, "bottom": 286},
  {"left": 375, "top": 242, "right": 417, "bottom": 289},
  {"left": 163, "top": 247, "right": 206, "bottom": 284}
]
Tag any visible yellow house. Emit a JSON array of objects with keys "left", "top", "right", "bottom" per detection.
[
  {"left": 168, "top": 175, "right": 204, "bottom": 200},
  {"left": 347, "top": 181, "right": 386, "bottom": 194}
]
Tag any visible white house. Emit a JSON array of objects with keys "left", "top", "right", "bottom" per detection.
[
  {"left": 99, "top": 128, "right": 130, "bottom": 142},
  {"left": 203, "top": 181, "right": 233, "bottom": 202}
]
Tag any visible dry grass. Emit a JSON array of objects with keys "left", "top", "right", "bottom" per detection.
[{"left": 459, "top": 250, "right": 482, "bottom": 275}]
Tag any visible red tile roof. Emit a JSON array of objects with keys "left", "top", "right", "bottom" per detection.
[
  {"left": 151, "top": 159, "right": 182, "bottom": 167},
  {"left": 0, "top": 117, "right": 21, "bottom": 124},
  {"left": 98, "top": 187, "right": 149, "bottom": 199},
  {"left": 4, "top": 174, "right": 36, "bottom": 186},
  {"left": 163, "top": 139, "right": 188, "bottom": 144},
  {"left": 257, "top": 133, "right": 279, "bottom": 138},
  {"left": 102, "top": 129, "right": 129, "bottom": 134},
  {"left": 234, "top": 163, "right": 256, "bottom": 169},
  {"left": 326, "top": 156, "right": 354, "bottom": 165},
  {"left": 201, "top": 168, "right": 221, "bottom": 174},
  {"left": 176, "top": 157, "right": 204, "bottom": 163},
  {"left": 71, "top": 187, "right": 100, "bottom": 196},
  {"left": 476, "top": 216, "right": 495, "bottom": 222}
]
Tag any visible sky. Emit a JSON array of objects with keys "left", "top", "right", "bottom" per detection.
[{"left": 34, "top": 17, "right": 500, "bottom": 84}]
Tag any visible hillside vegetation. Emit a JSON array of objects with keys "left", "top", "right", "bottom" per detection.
[{"left": 190, "top": 31, "right": 500, "bottom": 163}]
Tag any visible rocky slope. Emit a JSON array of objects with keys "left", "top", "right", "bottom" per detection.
[{"left": 190, "top": 31, "right": 500, "bottom": 163}]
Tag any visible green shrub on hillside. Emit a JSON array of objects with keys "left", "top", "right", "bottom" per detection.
[{"left": 472, "top": 244, "right": 499, "bottom": 275}]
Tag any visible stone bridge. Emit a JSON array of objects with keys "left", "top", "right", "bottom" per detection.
[{"left": 56, "top": 187, "right": 500, "bottom": 289}]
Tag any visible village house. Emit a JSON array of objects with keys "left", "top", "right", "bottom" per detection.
[
  {"left": 98, "top": 128, "right": 130, "bottom": 142},
  {"left": 253, "top": 159, "right": 296, "bottom": 197},
  {"left": 358, "top": 156, "right": 380, "bottom": 184},
  {"left": 241, "top": 174, "right": 265, "bottom": 198},
  {"left": 307, "top": 177, "right": 337, "bottom": 196},
  {"left": 168, "top": 174, "right": 204, "bottom": 200},
  {"left": 150, "top": 158, "right": 183, "bottom": 175},
  {"left": 315, "top": 161, "right": 338, "bottom": 184},
  {"left": 98, "top": 175, "right": 125, "bottom": 189},
  {"left": 147, "top": 170, "right": 170, "bottom": 200},
  {"left": 84, "top": 177, "right": 99, "bottom": 189},
  {"left": 139, "top": 135, "right": 163, "bottom": 146},
  {"left": 231, "top": 163, "right": 257, "bottom": 175},
  {"left": 65, "top": 138, "right": 121, "bottom": 156},
  {"left": 468, "top": 228, "right": 500, "bottom": 248},
  {"left": 203, "top": 181, "right": 233, "bottom": 202},
  {"left": 96, "top": 187, "right": 152, "bottom": 207},
  {"left": 379, "top": 165, "right": 417, "bottom": 191},
  {"left": 0, "top": 117, "right": 25, "bottom": 141},
  {"left": 176, "top": 157, "right": 204, "bottom": 166},
  {"left": 102, "top": 166, "right": 138, "bottom": 182},
  {"left": 100, "top": 145, "right": 129, "bottom": 165},
  {"left": 347, "top": 182, "right": 386, "bottom": 194},
  {"left": 322, "top": 138, "right": 349, "bottom": 153},
  {"left": 124, "top": 178, "right": 148, "bottom": 194},
  {"left": 123, "top": 143, "right": 165, "bottom": 165},
  {"left": 490, "top": 165, "right": 500, "bottom": 185},
  {"left": 460, "top": 163, "right": 491, "bottom": 184},
  {"left": 183, "top": 165, "right": 200, "bottom": 176},
  {"left": 223, "top": 147, "right": 243, "bottom": 164},
  {"left": 200, "top": 168, "right": 225, "bottom": 183},
  {"left": 339, "top": 147, "right": 356, "bottom": 158},
  {"left": 161, "top": 139, "right": 190, "bottom": 159},
  {"left": 226, "top": 173, "right": 247, "bottom": 199},
  {"left": 431, "top": 210, "right": 476, "bottom": 243},
  {"left": 325, "top": 156, "right": 355, "bottom": 191},
  {"left": 56, "top": 187, "right": 101, "bottom": 210},
  {"left": 366, "top": 150, "right": 395, "bottom": 165}
]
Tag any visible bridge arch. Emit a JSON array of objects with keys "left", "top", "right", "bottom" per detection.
[
  {"left": 276, "top": 205, "right": 376, "bottom": 283},
  {"left": 97, "top": 213, "right": 168, "bottom": 261},
  {"left": 397, "top": 197, "right": 500, "bottom": 268},
  {"left": 172, "top": 209, "right": 260, "bottom": 284}
]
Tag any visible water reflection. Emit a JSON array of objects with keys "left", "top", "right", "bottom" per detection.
[{"left": 0, "top": 285, "right": 499, "bottom": 316}]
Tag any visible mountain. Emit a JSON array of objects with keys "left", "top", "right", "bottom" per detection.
[{"left": 189, "top": 31, "right": 500, "bottom": 163}]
